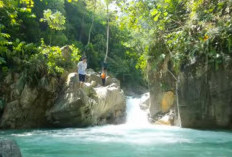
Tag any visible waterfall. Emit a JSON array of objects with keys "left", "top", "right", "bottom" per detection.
[{"left": 125, "top": 93, "right": 150, "bottom": 127}]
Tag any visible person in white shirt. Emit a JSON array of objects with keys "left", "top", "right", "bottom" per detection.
[{"left": 77, "top": 56, "right": 87, "bottom": 87}]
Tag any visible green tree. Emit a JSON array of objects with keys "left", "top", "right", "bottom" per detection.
[{"left": 40, "top": 9, "right": 66, "bottom": 45}]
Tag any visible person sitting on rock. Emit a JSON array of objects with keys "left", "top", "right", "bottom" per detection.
[
  {"left": 77, "top": 56, "right": 87, "bottom": 87},
  {"left": 101, "top": 69, "right": 107, "bottom": 86}
]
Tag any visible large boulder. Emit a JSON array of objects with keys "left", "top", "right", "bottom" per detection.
[
  {"left": 47, "top": 72, "right": 126, "bottom": 127},
  {"left": 0, "top": 139, "right": 22, "bottom": 157},
  {"left": 46, "top": 73, "right": 95, "bottom": 127},
  {"left": 93, "top": 83, "right": 126, "bottom": 124}
]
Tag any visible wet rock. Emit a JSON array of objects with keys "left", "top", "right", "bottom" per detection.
[
  {"left": 139, "top": 93, "right": 150, "bottom": 110},
  {"left": 154, "top": 109, "right": 175, "bottom": 126},
  {"left": 0, "top": 139, "right": 22, "bottom": 157}
]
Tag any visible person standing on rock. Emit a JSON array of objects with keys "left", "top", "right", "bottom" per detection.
[
  {"left": 101, "top": 69, "right": 107, "bottom": 86},
  {"left": 77, "top": 56, "right": 87, "bottom": 87},
  {"left": 101, "top": 61, "right": 108, "bottom": 86}
]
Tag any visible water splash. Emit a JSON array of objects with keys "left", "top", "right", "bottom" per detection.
[
  {"left": 126, "top": 93, "right": 150, "bottom": 127},
  {"left": 1, "top": 94, "right": 232, "bottom": 157}
]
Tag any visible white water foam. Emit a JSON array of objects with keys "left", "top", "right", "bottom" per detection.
[{"left": 126, "top": 93, "right": 150, "bottom": 128}]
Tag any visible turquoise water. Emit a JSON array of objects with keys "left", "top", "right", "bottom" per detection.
[
  {"left": 1, "top": 126, "right": 232, "bottom": 157},
  {"left": 1, "top": 96, "right": 232, "bottom": 157}
]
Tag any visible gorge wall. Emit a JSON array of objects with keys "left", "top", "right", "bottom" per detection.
[
  {"left": 148, "top": 57, "right": 232, "bottom": 129},
  {"left": 178, "top": 62, "right": 232, "bottom": 129},
  {"left": 147, "top": 57, "right": 179, "bottom": 126}
]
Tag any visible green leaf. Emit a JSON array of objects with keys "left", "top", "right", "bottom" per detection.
[{"left": 154, "top": 13, "right": 160, "bottom": 22}]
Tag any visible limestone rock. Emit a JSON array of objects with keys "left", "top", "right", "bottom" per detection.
[
  {"left": 93, "top": 83, "right": 126, "bottom": 124},
  {"left": 0, "top": 139, "right": 22, "bottom": 157},
  {"left": 0, "top": 69, "right": 125, "bottom": 129},
  {"left": 20, "top": 84, "right": 38, "bottom": 109},
  {"left": 147, "top": 56, "right": 176, "bottom": 119},
  {"left": 47, "top": 88, "right": 94, "bottom": 127},
  {"left": 0, "top": 100, "right": 20, "bottom": 128},
  {"left": 0, "top": 78, "right": 54, "bottom": 129},
  {"left": 155, "top": 115, "right": 172, "bottom": 125},
  {"left": 106, "top": 76, "right": 120, "bottom": 86},
  {"left": 85, "top": 69, "right": 121, "bottom": 87},
  {"left": 90, "top": 81, "right": 97, "bottom": 87},
  {"left": 178, "top": 67, "right": 232, "bottom": 129},
  {"left": 47, "top": 73, "right": 126, "bottom": 127},
  {"left": 154, "top": 110, "right": 175, "bottom": 126},
  {"left": 86, "top": 69, "right": 102, "bottom": 85},
  {"left": 83, "top": 83, "right": 96, "bottom": 97},
  {"left": 47, "top": 73, "right": 93, "bottom": 127},
  {"left": 139, "top": 93, "right": 150, "bottom": 110},
  {"left": 61, "top": 45, "right": 72, "bottom": 60},
  {"left": 147, "top": 56, "right": 232, "bottom": 129},
  {"left": 161, "top": 91, "right": 175, "bottom": 113},
  {"left": 0, "top": 92, "right": 51, "bottom": 129}
]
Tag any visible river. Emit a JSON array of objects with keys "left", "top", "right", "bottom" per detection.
[{"left": 1, "top": 94, "right": 232, "bottom": 157}]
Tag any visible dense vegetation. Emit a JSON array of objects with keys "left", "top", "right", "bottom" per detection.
[
  {"left": 0, "top": 0, "right": 144, "bottom": 92},
  {"left": 1, "top": 0, "right": 232, "bottom": 93},
  {"left": 118, "top": 0, "right": 232, "bottom": 77}
]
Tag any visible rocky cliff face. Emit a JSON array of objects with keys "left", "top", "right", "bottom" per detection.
[
  {"left": 148, "top": 58, "right": 232, "bottom": 129},
  {"left": 0, "top": 74, "right": 57, "bottom": 129},
  {"left": 178, "top": 64, "right": 232, "bottom": 129},
  {"left": 0, "top": 70, "right": 126, "bottom": 129},
  {"left": 147, "top": 58, "right": 179, "bottom": 126}
]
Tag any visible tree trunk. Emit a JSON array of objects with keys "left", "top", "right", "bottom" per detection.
[
  {"left": 79, "top": 15, "right": 85, "bottom": 42},
  {"left": 50, "top": 30, "right": 54, "bottom": 45},
  {"left": 104, "top": 4, "right": 110, "bottom": 63},
  {"left": 87, "top": 0, "right": 96, "bottom": 45}
]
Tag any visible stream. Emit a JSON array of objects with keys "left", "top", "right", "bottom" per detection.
[{"left": 1, "top": 94, "right": 232, "bottom": 157}]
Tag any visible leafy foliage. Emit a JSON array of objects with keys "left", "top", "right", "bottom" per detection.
[
  {"left": 40, "top": 9, "right": 66, "bottom": 30},
  {"left": 0, "top": 0, "right": 145, "bottom": 88},
  {"left": 119, "top": 0, "right": 232, "bottom": 75}
]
